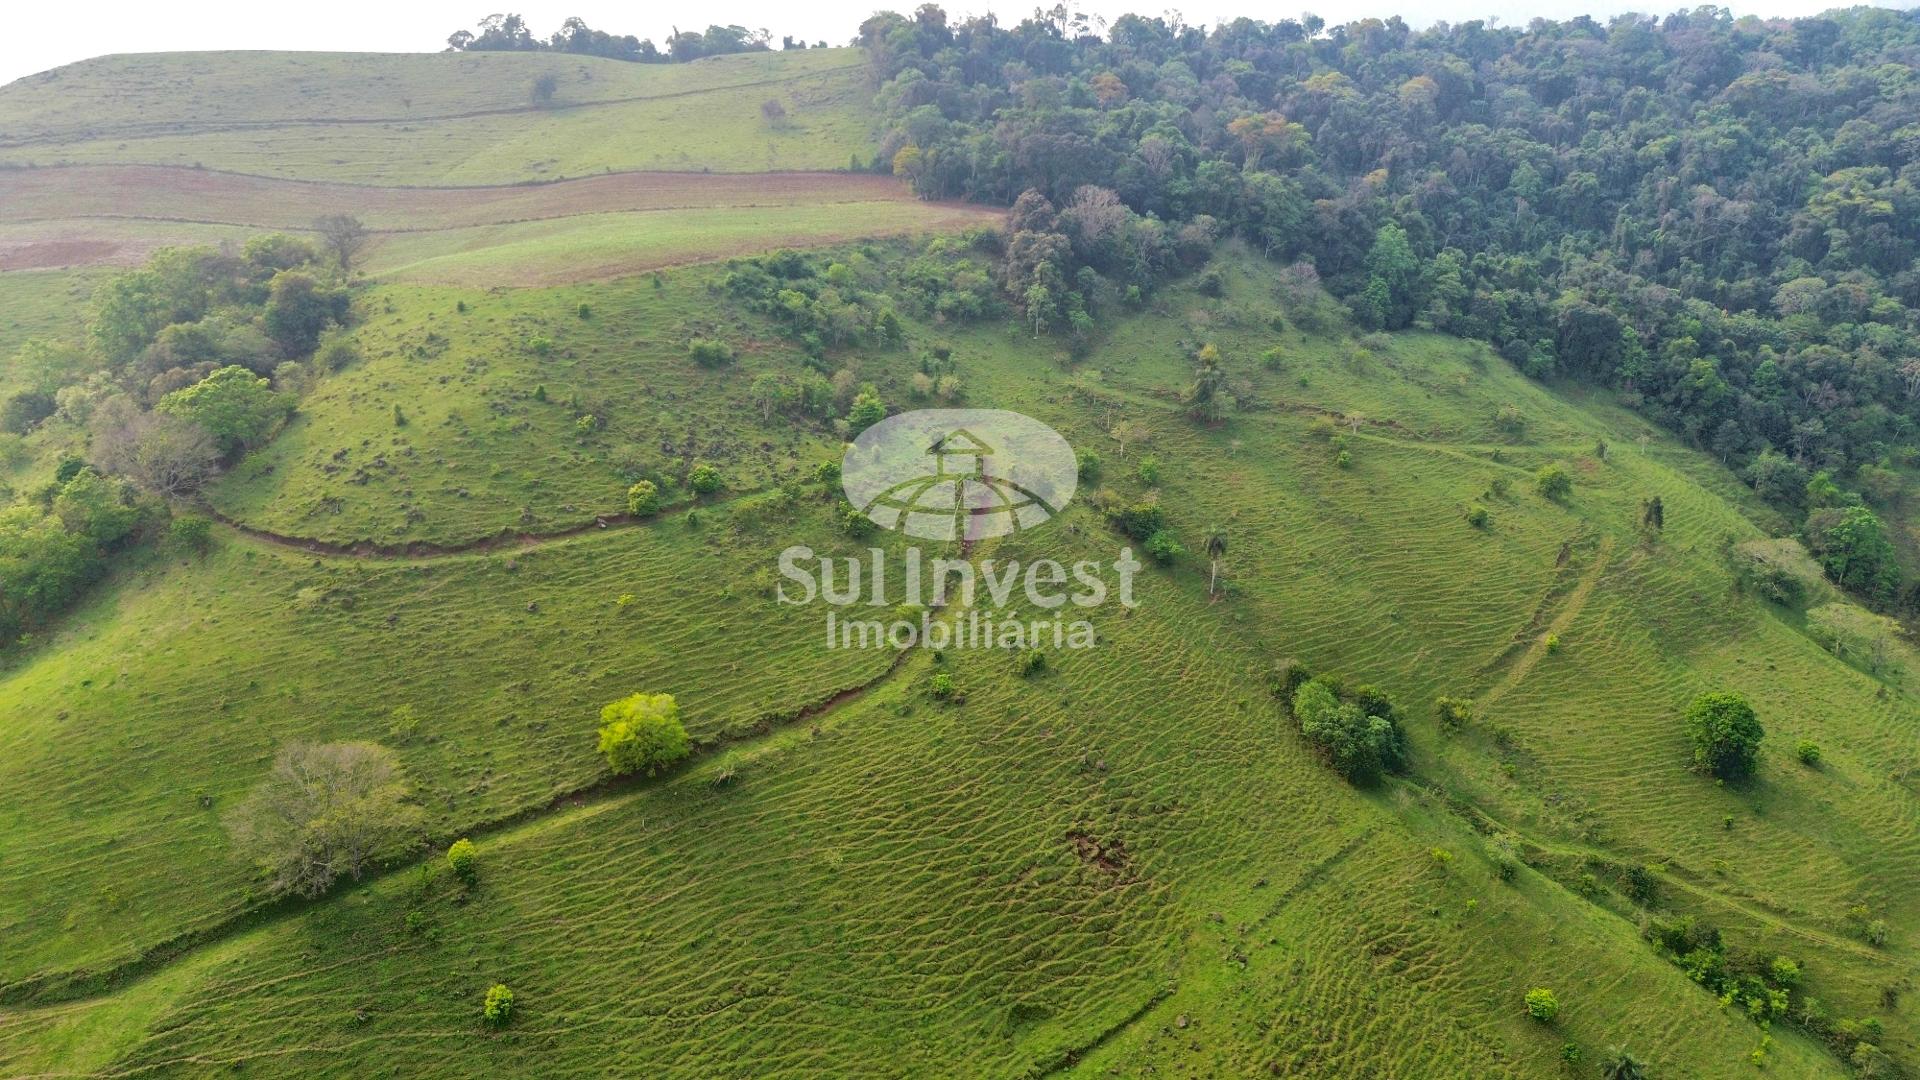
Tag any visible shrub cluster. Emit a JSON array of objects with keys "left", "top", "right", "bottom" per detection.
[{"left": 1286, "top": 667, "right": 1408, "bottom": 784}]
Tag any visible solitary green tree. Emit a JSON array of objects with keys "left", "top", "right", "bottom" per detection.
[
  {"left": 313, "top": 214, "right": 369, "bottom": 270},
  {"left": 1291, "top": 679, "right": 1404, "bottom": 784},
  {"left": 597, "top": 693, "right": 691, "bottom": 777},
  {"left": 224, "top": 741, "right": 424, "bottom": 897},
  {"left": 446, "top": 838, "right": 478, "bottom": 885},
  {"left": 627, "top": 480, "right": 661, "bottom": 516},
  {"left": 1535, "top": 463, "right": 1572, "bottom": 501},
  {"left": 483, "top": 983, "right": 515, "bottom": 1027},
  {"left": 1684, "top": 691, "right": 1764, "bottom": 779},
  {"left": 846, "top": 391, "right": 886, "bottom": 433},
  {"left": 1184, "top": 344, "right": 1229, "bottom": 423}
]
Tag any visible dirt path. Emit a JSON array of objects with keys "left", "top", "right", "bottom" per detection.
[
  {"left": 205, "top": 482, "right": 771, "bottom": 562},
  {"left": 1477, "top": 535, "right": 1615, "bottom": 712}
]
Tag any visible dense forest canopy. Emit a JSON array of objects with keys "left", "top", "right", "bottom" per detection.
[{"left": 859, "top": 4, "right": 1920, "bottom": 600}]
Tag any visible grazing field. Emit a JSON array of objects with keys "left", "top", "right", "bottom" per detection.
[
  {"left": 3, "top": 31, "right": 1920, "bottom": 1068},
  {"left": 0, "top": 49, "right": 878, "bottom": 183},
  {"left": 0, "top": 245, "right": 1911, "bottom": 1075},
  {"left": 0, "top": 166, "right": 1000, "bottom": 283},
  {"left": 0, "top": 494, "right": 900, "bottom": 988},
  {"left": 0, "top": 166, "right": 944, "bottom": 232},
  {"left": 0, "top": 268, "right": 94, "bottom": 361},
  {"left": 202, "top": 271, "right": 841, "bottom": 544},
  {"left": 363, "top": 201, "right": 1000, "bottom": 285},
  {"left": 0, "top": 492, "right": 1840, "bottom": 1078}
]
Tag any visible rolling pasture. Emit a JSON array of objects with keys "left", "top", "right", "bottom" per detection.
[
  {"left": 0, "top": 165, "right": 1001, "bottom": 283},
  {"left": 202, "top": 270, "right": 844, "bottom": 545},
  {"left": 0, "top": 493, "right": 900, "bottom": 990},
  {"left": 0, "top": 42, "right": 1916, "bottom": 1080},
  {"left": 0, "top": 483, "right": 1840, "bottom": 1078},
  {"left": 0, "top": 49, "right": 878, "bottom": 183},
  {"left": 0, "top": 245, "right": 1909, "bottom": 1075}
]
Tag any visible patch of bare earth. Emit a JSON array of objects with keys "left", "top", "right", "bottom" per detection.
[{"left": 0, "top": 237, "right": 126, "bottom": 270}]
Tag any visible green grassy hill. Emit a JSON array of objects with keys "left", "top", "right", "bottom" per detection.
[
  {"left": 1, "top": 39, "right": 1917, "bottom": 1080},
  {"left": 0, "top": 49, "right": 877, "bottom": 182},
  {"left": 0, "top": 243, "right": 1912, "bottom": 1076}
]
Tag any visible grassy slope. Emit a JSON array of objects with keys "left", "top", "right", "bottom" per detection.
[
  {"left": 0, "top": 518, "right": 1836, "bottom": 1078},
  {"left": 362, "top": 202, "right": 1000, "bottom": 286},
  {"left": 0, "top": 497, "right": 906, "bottom": 986},
  {"left": 0, "top": 168, "right": 1001, "bottom": 285},
  {"left": 0, "top": 248, "right": 1908, "bottom": 1074},
  {"left": 0, "top": 269, "right": 95, "bottom": 367},
  {"left": 0, "top": 49, "right": 876, "bottom": 183},
  {"left": 204, "top": 273, "right": 844, "bottom": 544}
]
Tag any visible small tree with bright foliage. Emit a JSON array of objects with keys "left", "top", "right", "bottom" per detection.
[
  {"left": 1535, "top": 464, "right": 1572, "bottom": 501},
  {"left": 846, "top": 391, "right": 886, "bottom": 433},
  {"left": 447, "top": 838, "right": 478, "bottom": 885},
  {"left": 483, "top": 983, "right": 514, "bottom": 1027},
  {"left": 627, "top": 480, "right": 661, "bottom": 516},
  {"left": 1525, "top": 987, "right": 1559, "bottom": 1021},
  {"left": 597, "top": 693, "right": 691, "bottom": 777}
]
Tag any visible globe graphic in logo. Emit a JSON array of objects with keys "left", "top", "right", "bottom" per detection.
[{"left": 843, "top": 410, "right": 1077, "bottom": 542}]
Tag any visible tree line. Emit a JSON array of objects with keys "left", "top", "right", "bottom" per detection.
[{"left": 445, "top": 14, "right": 825, "bottom": 63}]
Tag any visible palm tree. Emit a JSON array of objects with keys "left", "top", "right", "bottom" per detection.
[
  {"left": 1205, "top": 526, "right": 1228, "bottom": 597},
  {"left": 1599, "top": 1046, "right": 1647, "bottom": 1080}
]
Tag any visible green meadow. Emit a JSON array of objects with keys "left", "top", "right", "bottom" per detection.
[
  {"left": 361, "top": 201, "right": 1000, "bottom": 286},
  {"left": 0, "top": 32, "right": 1916, "bottom": 1080},
  {"left": 0, "top": 269, "right": 95, "bottom": 367},
  {"left": 0, "top": 49, "right": 877, "bottom": 183},
  {"left": 0, "top": 245, "right": 1911, "bottom": 1074}
]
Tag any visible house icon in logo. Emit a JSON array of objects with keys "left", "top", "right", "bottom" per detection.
[
  {"left": 856, "top": 426, "right": 1063, "bottom": 541},
  {"left": 927, "top": 428, "right": 993, "bottom": 477}
]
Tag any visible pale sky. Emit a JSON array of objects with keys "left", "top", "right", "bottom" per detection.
[{"left": 2, "top": 0, "right": 1906, "bottom": 88}]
